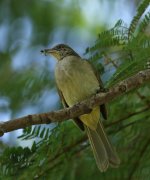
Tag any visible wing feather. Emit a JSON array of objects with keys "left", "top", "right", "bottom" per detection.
[
  {"left": 83, "top": 60, "right": 108, "bottom": 120},
  {"left": 56, "top": 85, "right": 84, "bottom": 131}
]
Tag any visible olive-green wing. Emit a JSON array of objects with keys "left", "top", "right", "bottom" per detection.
[
  {"left": 56, "top": 85, "right": 85, "bottom": 131},
  {"left": 84, "top": 60, "right": 108, "bottom": 120}
]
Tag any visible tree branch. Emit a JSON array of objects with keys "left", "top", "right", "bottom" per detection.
[
  {"left": 0, "top": 69, "right": 150, "bottom": 137},
  {"left": 106, "top": 106, "right": 150, "bottom": 127}
]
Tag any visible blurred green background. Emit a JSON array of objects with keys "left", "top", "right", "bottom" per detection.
[
  {"left": 1, "top": 0, "right": 150, "bottom": 179},
  {"left": 0, "top": 0, "right": 138, "bottom": 145}
]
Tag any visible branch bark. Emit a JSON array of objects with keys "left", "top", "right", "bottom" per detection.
[{"left": 0, "top": 69, "right": 150, "bottom": 137}]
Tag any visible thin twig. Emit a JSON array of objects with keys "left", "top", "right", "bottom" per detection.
[
  {"left": 128, "top": 138, "right": 150, "bottom": 180},
  {"left": 106, "top": 106, "right": 149, "bottom": 127}
]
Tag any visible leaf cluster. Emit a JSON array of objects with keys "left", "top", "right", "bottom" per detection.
[{"left": 0, "top": 0, "right": 150, "bottom": 179}]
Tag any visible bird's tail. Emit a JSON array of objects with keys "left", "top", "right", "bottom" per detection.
[{"left": 85, "top": 121, "right": 120, "bottom": 172}]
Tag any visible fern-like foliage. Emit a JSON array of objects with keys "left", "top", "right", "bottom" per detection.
[
  {"left": 86, "top": 0, "right": 150, "bottom": 87},
  {"left": 128, "top": 0, "right": 150, "bottom": 37},
  {"left": 0, "top": 0, "right": 150, "bottom": 179}
]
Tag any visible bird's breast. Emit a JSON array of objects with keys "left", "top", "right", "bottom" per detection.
[{"left": 55, "top": 56, "right": 99, "bottom": 106}]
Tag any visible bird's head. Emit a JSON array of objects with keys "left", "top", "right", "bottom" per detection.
[{"left": 41, "top": 44, "right": 80, "bottom": 61}]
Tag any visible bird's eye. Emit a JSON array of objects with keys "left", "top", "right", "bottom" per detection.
[{"left": 55, "top": 45, "right": 62, "bottom": 50}]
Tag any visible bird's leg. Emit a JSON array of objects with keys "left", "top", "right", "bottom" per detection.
[{"left": 96, "top": 87, "right": 109, "bottom": 94}]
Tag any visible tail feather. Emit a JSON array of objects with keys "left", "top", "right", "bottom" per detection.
[
  {"left": 86, "top": 126, "right": 109, "bottom": 171},
  {"left": 85, "top": 121, "right": 120, "bottom": 172}
]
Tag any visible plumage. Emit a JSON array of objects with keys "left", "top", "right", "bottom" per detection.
[
  {"left": 56, "top": 85, "right": 84, "bottom": 130},
  {"left": 41, "top": 44, "right": 120, "bottom": 172}
]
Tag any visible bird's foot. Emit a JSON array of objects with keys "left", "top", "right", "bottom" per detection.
[{"left": 96, "top": 87, "right": 109, "bottom": 93}]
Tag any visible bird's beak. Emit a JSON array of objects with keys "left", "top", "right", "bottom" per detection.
[
  {"left": 41, "top": 48, "right": 60, "bottom": 60},
  {"left": 40, "top": 48, "right": 57, "bottom": 56}
]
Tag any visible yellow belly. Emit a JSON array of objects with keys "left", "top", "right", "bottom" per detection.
[
  {"left": 80, "top": 106, "right": 100, "bottom": 130},
  {"left": 55, "top": 56, "right": 100, "bottom": 130}
]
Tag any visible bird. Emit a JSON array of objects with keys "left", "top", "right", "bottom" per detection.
[{"left": 41, "top": 44, "right": 120, "bottom": 172}]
